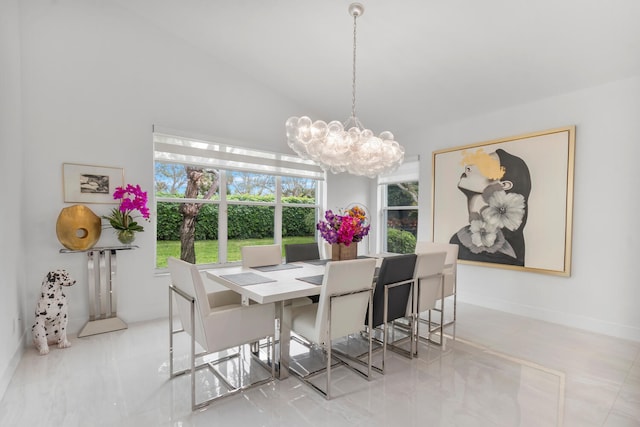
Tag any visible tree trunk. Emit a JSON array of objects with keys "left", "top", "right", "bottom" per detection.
[
  {"left": 179, "top": 213, "right": 198, "bottom": 263},
  {"left": 179, "top": 167, "right": 219, "bottom": 263},
  {"left": 179, "top": 168, "right": 204, "bottom": 263}
]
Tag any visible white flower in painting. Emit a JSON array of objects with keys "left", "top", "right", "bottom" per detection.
[
  {"left": 482, "top": 190, "right": 525, "bottom": 231},
  {"left": 469, "top": 219, "right": 499, "bottom": 248}
]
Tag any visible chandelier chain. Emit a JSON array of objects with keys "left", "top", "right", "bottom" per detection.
[{"left": 351, "top": 12, "right": 358, "bottom": 122}]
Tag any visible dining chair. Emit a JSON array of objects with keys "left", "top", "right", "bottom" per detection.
[
  {"left": 241, "top": 244, "right": 283, "bottom": 268},
  {"left": 323, "top": 242, "right": 333, "bottom": 259},
  {"left": 367, "top": 253, "right": 417, "bottom": 372},
  {"left": 168, "top": 257, "right": 276, "bottom": 410},
  {"left": 284, "top": 242, "right": 321, "bottom": 263},
  {"left": 411, "top": 251, "right": 447, "bottom": 351},
  {"left": 285, "top": 258, "right": 377, "bottom": 399},
  {"left": 414, "top": 241, "right": 459, "bottom": 330}
]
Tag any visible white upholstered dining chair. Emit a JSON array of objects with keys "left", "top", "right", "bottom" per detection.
[
  {"left": 411, "top": 251, "right": 447, "bottom": 350},
  {"left": 241, "top": 243, "right": 283, "bottom": 268},
  {"left": 285, "top": 258, "right": 377, "bottom": 399},
  {"left": 414, "top": 241, "right": 459, "bottom": 330},
  {"left": 168, "top": 257, "right": 276, "bottom": 410},
  {"left": 323, "top": 242, "right": 333, "bottom": 260}
]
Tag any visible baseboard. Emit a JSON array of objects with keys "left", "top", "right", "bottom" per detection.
[
  {"left": 459, "top": 294, "right": 640, "bottom": 343},
  {"left": 0, "top": 330, "right": 26, "bottom": 402}
]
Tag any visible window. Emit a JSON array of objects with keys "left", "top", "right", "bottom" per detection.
[
  {"left": 282, "top": 176, "right": 318, "bottom": 248},
  {"left": 154, "top": 128, "right": 324, "bottom": 269},
  {"left": 378, "top": 159, "right": 419, "bottom": 254}
]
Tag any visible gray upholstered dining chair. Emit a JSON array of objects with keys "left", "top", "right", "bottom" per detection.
[
  {"left": 366, "top": 253, "right": 417, "bottom": 372},
  {"left": 414, "top": 241, "right": 459, "bottom": 330},
  {"left": 168, "top": 257, "right": 276, "bottom": 410},
  {"left": 285, "top": 242, "right": 322, "bottom": 303},
  {"left": 411, "top": 251, "right": 447, "bottom": 351},
  {"left": 285, "top": 258, "right": 377, "bottom": 399},
  {"left": 284, "top": 242, "right": 321, "bottom": 263}
]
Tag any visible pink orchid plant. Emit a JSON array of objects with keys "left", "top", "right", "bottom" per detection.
[{"left": 103, "top": 184, "right": 150, "bottom": 232}]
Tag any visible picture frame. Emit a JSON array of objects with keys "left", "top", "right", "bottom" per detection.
[
  {"left": 62, "top": 163, "right": 124, "bottom": 204},
  {"left": 431, "top": 126, "right": 575, "bottom": 276}
]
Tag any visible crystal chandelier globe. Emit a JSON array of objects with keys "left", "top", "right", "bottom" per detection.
[{"left": 285, "top": 3, "right": 404, "bottom": 179}]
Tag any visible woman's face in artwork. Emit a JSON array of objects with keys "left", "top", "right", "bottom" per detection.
[{"left": 458, "top": 163, "right": 496, "bottom": 193}]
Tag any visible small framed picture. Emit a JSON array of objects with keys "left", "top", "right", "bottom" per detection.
[{"left": 62, "top": 163, "right": 124, "bottom": 204}]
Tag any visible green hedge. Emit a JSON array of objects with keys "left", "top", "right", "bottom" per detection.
[
  {"left": 157, "top": 196, "right": 316, "bottom": 240},
  {"left": 387, "top": 228, "right": 417, "bottom": 254}
]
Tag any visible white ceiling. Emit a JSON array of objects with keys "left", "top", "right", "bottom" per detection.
[{"left": 114, "top": 0, "right": 640, "bottom": 138}]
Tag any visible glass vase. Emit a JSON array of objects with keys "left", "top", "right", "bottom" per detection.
[{"left": 117, "top": 229, "right": 136, "bottom": 245}]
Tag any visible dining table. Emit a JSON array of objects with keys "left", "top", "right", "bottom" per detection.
[{"left": 204, "top": 259, "right": 327, "bottom": 379}]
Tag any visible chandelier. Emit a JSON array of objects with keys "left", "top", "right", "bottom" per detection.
[{"left": 285, "top": 3, "right": 404, "bottom": 179}]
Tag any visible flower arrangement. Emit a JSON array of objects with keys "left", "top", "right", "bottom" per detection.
[
  {"left": 103, "top": 184, "right": 150, "bottom": 242},
  {"left": 317, "top": 205, "right": 370, "bottom": 246}
]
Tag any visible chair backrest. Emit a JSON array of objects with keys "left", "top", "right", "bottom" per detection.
[
  {"left": 323, "top": 242, "right": 333, "bottom": 259},
  {"left": 415, "top": 241, "right": 458, "bottom": 267},
  {"left": 415, "top": 241, "right": 458, "bottom": 296},
  {"left": 241, "top": 244, "right": 282, "bottom": 268},
  {"left": 370, "top": 253, "right": 417, "bottom": 328},
  {"left": 315, "top": 258, "right": 377, "bottom": 343},
  {"left": 168, "top": 257, "right": 209, "bottom": 349},
  {"left": 284, "top": 242, "right": 320, "bottom": 263},
  {"left": 413, "top": 251, "right": 447, "bottom": 312}
]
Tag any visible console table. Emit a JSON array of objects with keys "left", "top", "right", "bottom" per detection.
[{"left": 60, "top": 245, "right": 137, "bottom": 337}]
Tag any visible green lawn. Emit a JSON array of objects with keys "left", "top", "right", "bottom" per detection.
[{"left": 156, "top": 236, "right": 316, "bottom": 268}]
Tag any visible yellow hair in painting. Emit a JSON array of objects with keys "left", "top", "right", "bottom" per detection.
[{"left": 460, "top": 148, "right": 505, "bottom": 180}]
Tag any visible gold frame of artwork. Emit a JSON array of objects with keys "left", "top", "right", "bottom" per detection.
[
  {"left": 62, "top": 163, "right": 124, "bottom": 204},
  {"left": 431, "top": 126, "right": 575, "bottom": 276}
]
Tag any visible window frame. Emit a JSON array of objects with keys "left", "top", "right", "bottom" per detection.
[
  {"left": 377, "top": 158, "right": 420, "bottom": 253},
  {"left": 153, "top": 129, "right": 324, "bottom": 270}
]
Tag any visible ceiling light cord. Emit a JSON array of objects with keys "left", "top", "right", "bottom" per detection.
[{"left": 351, "top": 11, "right": 358, "bottom": 125}]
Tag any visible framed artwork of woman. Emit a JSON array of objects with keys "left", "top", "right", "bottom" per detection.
[{"left": 431, "top": 127, "right": 575, "bottom": 276}]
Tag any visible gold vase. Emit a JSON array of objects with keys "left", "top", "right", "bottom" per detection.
[
  {"left": 331, "top": 243, "right": 357, "bottom": 261},
  {"left": 56, "top": 205, "right": 101, "bottom": 250}
]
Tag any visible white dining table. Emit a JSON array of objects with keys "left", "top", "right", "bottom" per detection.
[{"left": 204, "top": 261, "right": 327, "bottom": 379}]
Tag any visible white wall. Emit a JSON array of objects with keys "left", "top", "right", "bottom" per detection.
[
  {"left": 18, "top": 0, "right": 314, "bottom": 336},
  {"left": 409, "top": 76, "right": 640, "bottom": 341},
  {"left": 0, "top": 0, "right": 26, "bottom": 398}
]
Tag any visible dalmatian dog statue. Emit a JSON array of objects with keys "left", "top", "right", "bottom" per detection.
[{"left": 32, "top": 269, "right": 76, "bottom": 355}]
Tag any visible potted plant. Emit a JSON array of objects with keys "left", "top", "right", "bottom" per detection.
[{"left": 103, "top": 184, "right": 150, "bottom": 244}]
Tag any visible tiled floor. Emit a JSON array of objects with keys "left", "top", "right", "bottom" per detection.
[{"left": 1, "top": 303, "right": 638, "bottom": 426}]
